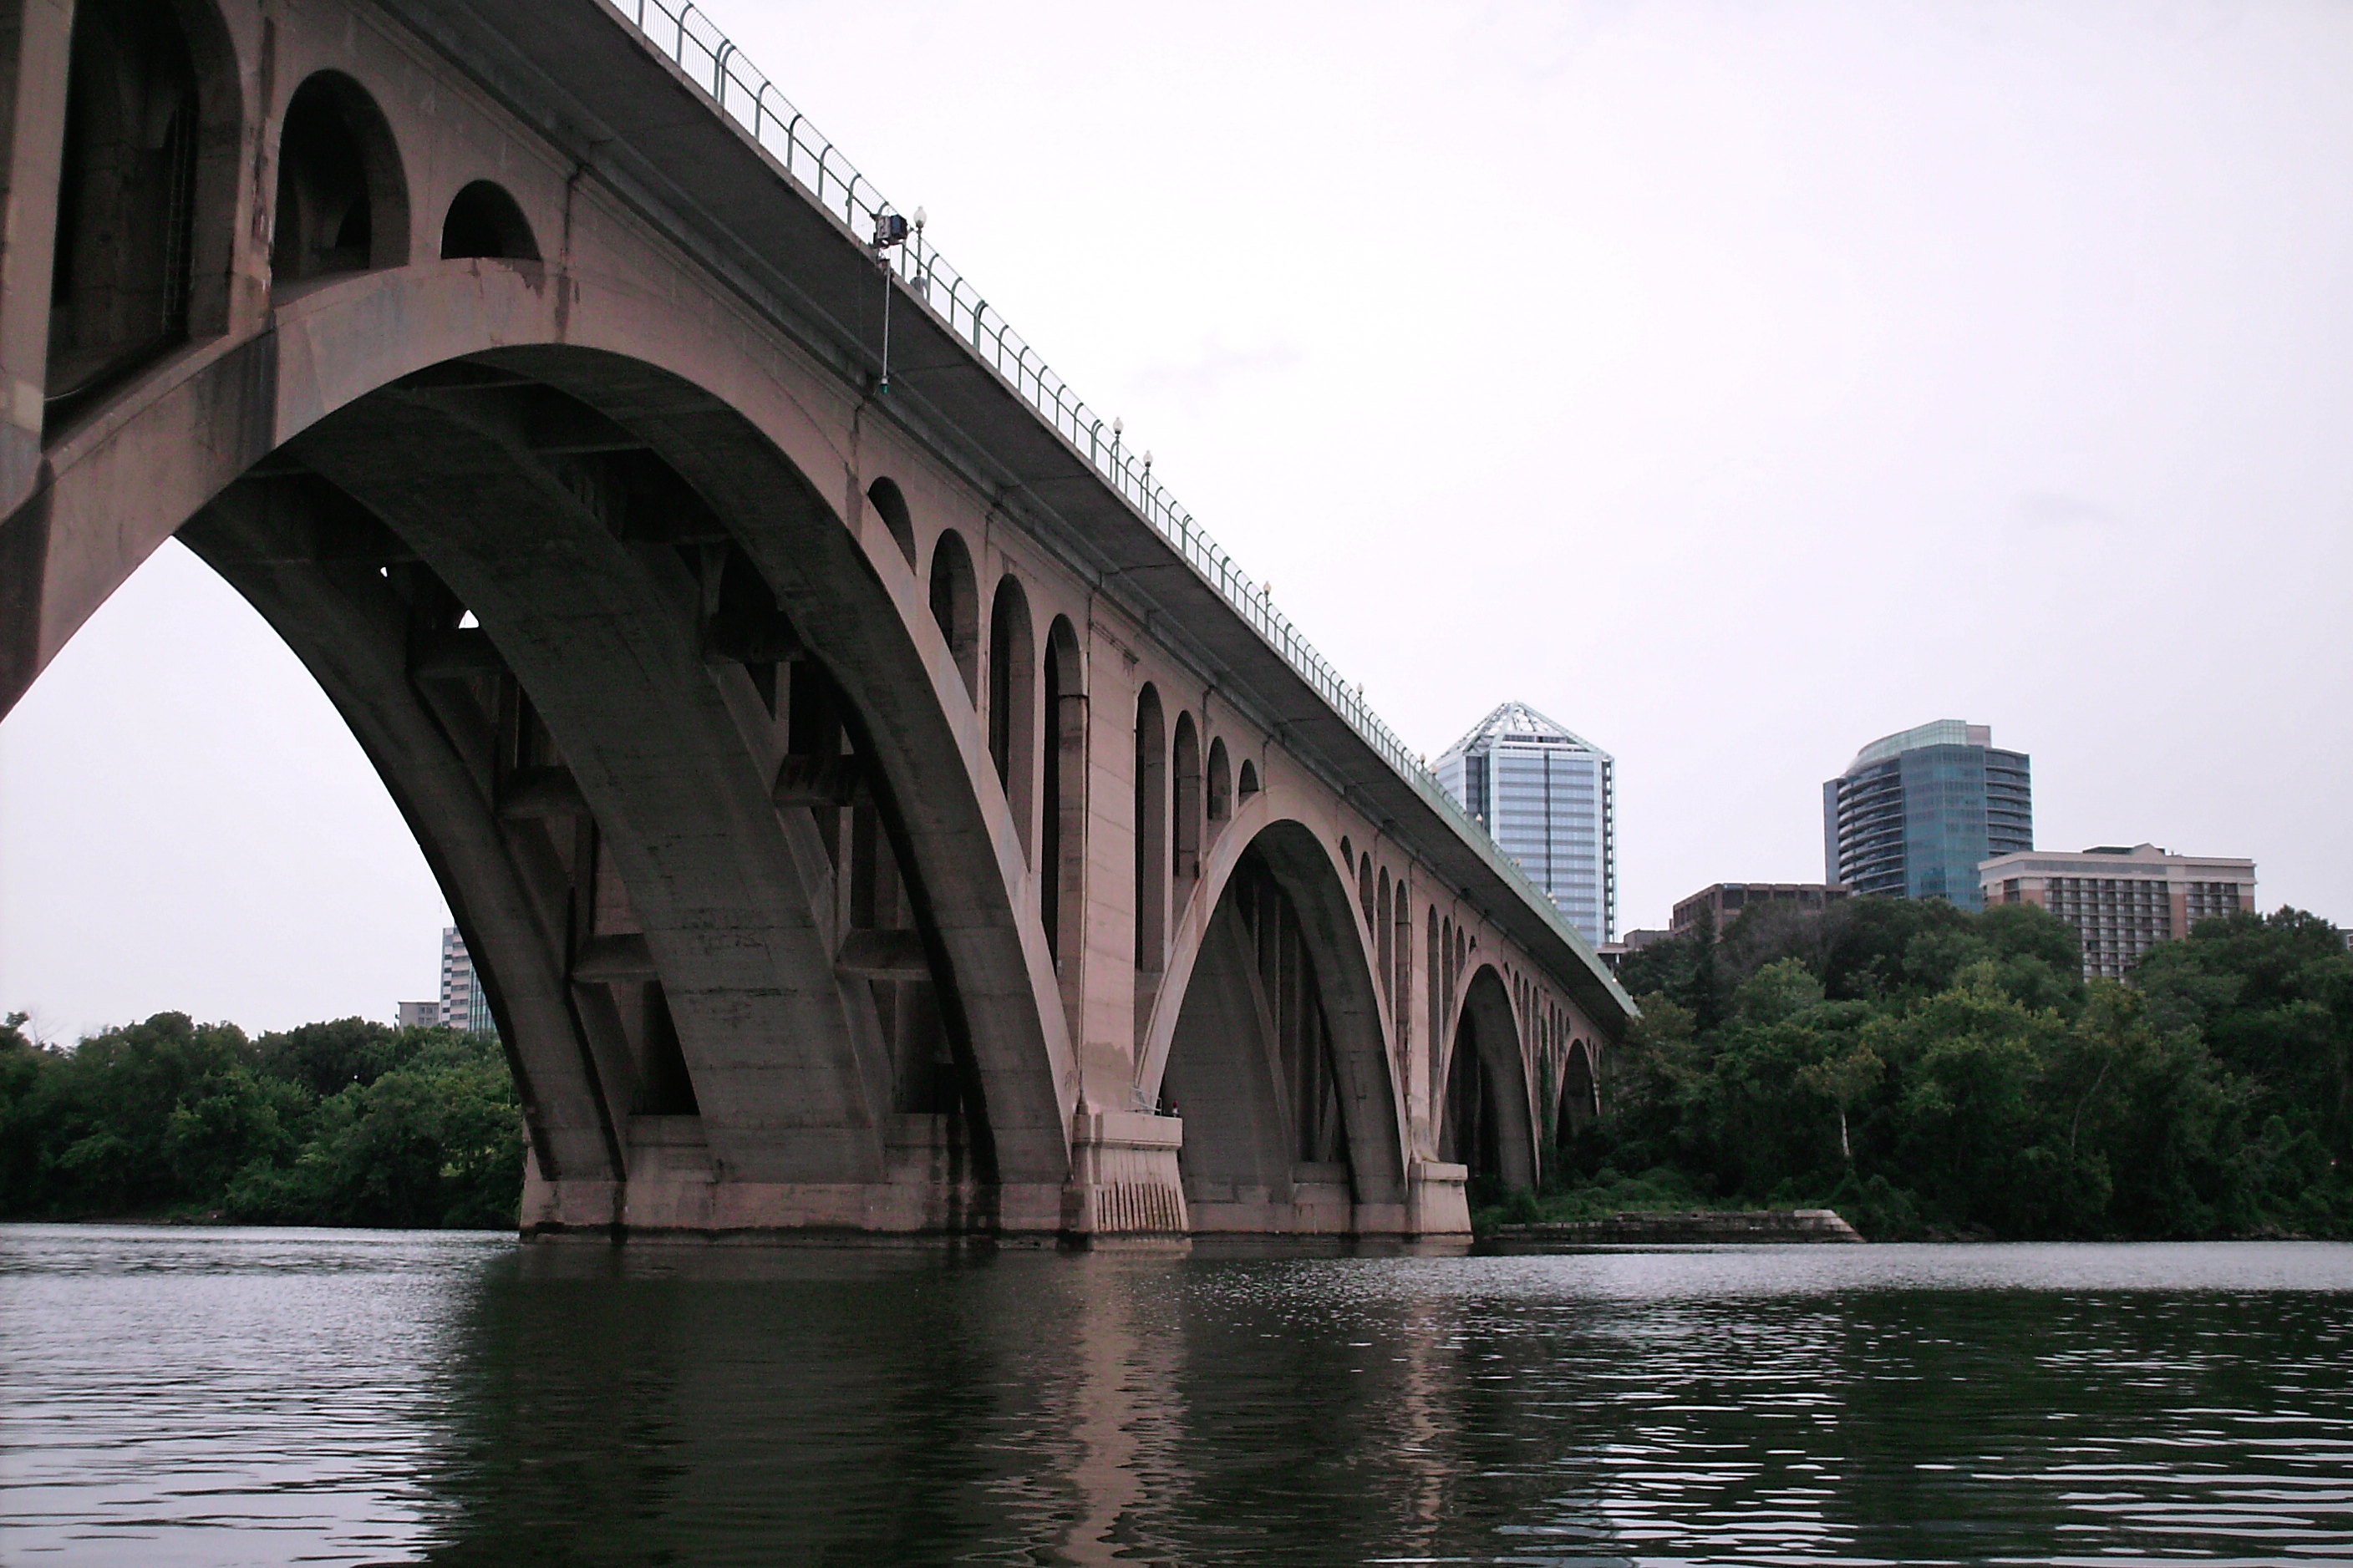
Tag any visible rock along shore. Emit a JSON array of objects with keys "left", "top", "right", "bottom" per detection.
[{"left": 1490, "top": 1208, "right": 1865, "bottom": 1244}]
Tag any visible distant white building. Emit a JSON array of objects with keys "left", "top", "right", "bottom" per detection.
[
  {"left": 395, "top": 1000, "right": 439, "bottom": 1029},
  {"left": 1979, "top": 844, "right": 2256, "bottom": 982},
  {"left": 439, "top": 927, "right": 494, "bottom": 1035},
  {"left": 1435, "top": 701, "right": 1615, "bottom": 946}
]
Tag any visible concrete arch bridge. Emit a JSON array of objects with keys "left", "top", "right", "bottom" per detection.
[{"left": 0, "top": 0, "right": 1632, "bottom": 1241}]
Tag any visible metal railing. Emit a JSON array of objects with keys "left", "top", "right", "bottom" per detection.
[{"left": 610, "top": 0, "right": 1618, "bottom": 982}]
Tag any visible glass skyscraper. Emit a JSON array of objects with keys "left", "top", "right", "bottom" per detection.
[
  {"left": 1436, "top": 702, "right": 1615, "bottom": 945},
  {"left": 440, "top": 926, "right": 495, "bottom": 1035},
  {"left": 1822, "top": 721, "right": 2031, "bottom": 911}
]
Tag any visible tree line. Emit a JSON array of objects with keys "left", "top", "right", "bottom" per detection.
[
  {"left": 8, "top": 897, "right": 2348, "bottom": 1239},
  {"left": 0, "top": 1012, "right": 522, "bottom": 1228},
  {"left": 1529, "top": 900, "right": 2353, "bottom": 1239}
]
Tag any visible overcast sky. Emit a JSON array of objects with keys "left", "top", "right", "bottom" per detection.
[{"left": 5, "top": 0, "right": 2350, "bottom": 1038}]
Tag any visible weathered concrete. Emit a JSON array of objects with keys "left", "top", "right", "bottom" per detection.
[
  {"left": 0, "top": 0, "right": 1634, "bottom": 1241},
  {"left": 1492, "top": 1210, "right": 1868, "bottom": 1245}
]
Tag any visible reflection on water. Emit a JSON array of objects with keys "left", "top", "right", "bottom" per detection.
[{"left": 3, "top": 1227, "right": 2351, "bottom": 1565}]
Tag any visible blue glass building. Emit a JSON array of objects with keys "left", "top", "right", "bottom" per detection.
[
  {"left": 1822, "top": 721, "right": 2031, "bottom": 911},
  {"left": 1436, "top": 702, "right": 1615, "bottom": 945}
]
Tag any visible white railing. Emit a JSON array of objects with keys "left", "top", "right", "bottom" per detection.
[{"left": 611, "top": 0, "right": 1611, "bottom": 974}]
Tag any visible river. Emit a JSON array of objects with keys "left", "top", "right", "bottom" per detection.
[{"left": 3, "top": 1225, "right": 2350, "bottom": 1565}]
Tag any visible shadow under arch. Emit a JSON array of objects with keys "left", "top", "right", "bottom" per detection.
[
  {"left": 1441, "top": 965, "right": 1536, "bottom": 1193},
  {"left": 0, "top": 263, "right": 1079, "bottom": 1232},
  {"left": 272, "top": 69, "right": 411, "bottom": 286},
  {"left": 1137, "top": 809, "right": 1407, "bottom": 1233}
]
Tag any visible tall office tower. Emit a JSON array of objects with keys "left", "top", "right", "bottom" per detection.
[
  {"left": 1822, "top": 720, "right": 2032, "bottom": 911},
  {"left": 1980, "top": 844, "right": 2256, "bottom": 982},
  {"left": 438, "top": 926, "right": 494, "bottom": 1035},
  {"left": 1436, "top": 701, "right": 1615, "bottom": 946}
]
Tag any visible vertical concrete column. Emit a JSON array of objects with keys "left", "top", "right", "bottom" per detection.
[
  {"left": 1058, "top": 622, "right": 1186, "bottom": 1240},
  {"left": 0, "top": 0, "right": 70, "bottom": 513},
  {"left": 1075, "top": 621, "right": 1138, "bottom": 1109}
]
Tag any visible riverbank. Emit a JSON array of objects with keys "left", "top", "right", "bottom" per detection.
[{"left": 1489, "top": 1207, "right": 1865, "bottom": 1244}]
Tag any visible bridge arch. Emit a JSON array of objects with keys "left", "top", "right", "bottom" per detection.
[
  {"left": 1137, "top": 804, "right": 1408, "bottom": 1232},
  {"left": 3, "top": 262, "right": 1077, "bottom": 1234},
  {"left": 44, "top": 0, "right": 245, "bottom": 433},
  {"left": 440, "top": 180, "right": 538, "bottom": 263},
  {"left": 987, "top": 572, "right": 1034, "bottom": 856},
  {"left": 1561, "top": 1038, "right": 1598, "bottom": 1135},
  {"left": 1039, "top": 615, "right": 1085, "bottom": 1001},
  {"left": 272, "top": 71, "right": 409, "bottom": 285},
  {"left": 864, "top": 478, "right": 915, "bottom": 569},
  {"left": 1441, "top": 963, "right": 1536, "bottom": 1193},
  {"left": 926, "top": 530, "right": 978, "bottom": 701}
]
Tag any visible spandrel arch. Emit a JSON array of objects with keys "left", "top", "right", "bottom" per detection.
[
  {"left": 1441, "top": 963, "right": 1536, "bottom": 1193},
  {"left": 1138, "top": 809, "right": 1409, "bottom": 1233}
]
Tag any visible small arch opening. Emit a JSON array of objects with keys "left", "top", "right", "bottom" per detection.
[
  {"left": 1042, "top": 617, "right": 1086, "bottom": 981},
  {"left": 1135, "top": 684, "right": 1166, "bottom": 974},
  {"left": 988, "top": 575, "right": 1035, "bottom": 855},
  {"left": 1238, "top": 759, "right": 1259, "bottom": 799},
  {"left": 273, "top": 71, "right": 409, "bottom": 287},
  {"left": 440, "top": 179, "right": 538, "bottom": 262},
  {"left": 927, "top": 530, "right": 978, "bottom": 700},
  {"left": 1205, "top": 737, "right": 1231, "bottom": 827},
  {"left": 1172, "top": 712, "right": 1202, "bottom": 906},
  {"left": 865, "top": 477, "right": 917, "bottom": 569}
]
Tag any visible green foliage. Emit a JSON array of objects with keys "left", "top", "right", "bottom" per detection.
[
  {"left": 1556, "top": 900, "right": 2353, "bottom": 1241},
  {"left": 0, "top": 1011, "right": 521, "bottom": 1229}
]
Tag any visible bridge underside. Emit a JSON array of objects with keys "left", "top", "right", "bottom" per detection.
[{"left": 0, "top": 0, "right": 1628, "bottom": 1243}]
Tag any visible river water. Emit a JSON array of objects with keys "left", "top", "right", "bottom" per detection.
[{"left": 3, "top": 1227, "right": 2350, "bottom": 1565}]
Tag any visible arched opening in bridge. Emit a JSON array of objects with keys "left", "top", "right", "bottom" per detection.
[
  {"left": 1375, "top": 868, "right": 1392, "bottom": 1027},
  {"left": 1171, "top": 711, "right": 1201, "bottom": 911},
  {"left": 1237, "top": 759, "right": 1258, "bottom": 799},
  {"left": 45, "top": 0, "right": 201, "bottom": 431},
  {"left": 1205, "top": 738, "right": 1230, "bottom": 833},
  {"left": 272, "top": 72, "right": 409, "bottom": 286},
  {"left": 1133, "top": 684, "right": 1166, "bottom": 977},
  {"left": 439, "top": 179, "right": 538, "bottom": 263},
  {"left": 927, "top": 530, "right": 978, "bottom": 700},
  {"left": 23, "top": 355, "right": 1033, "bottom": 1235},
  {"left": 988, "top": 575, "right": 1034, "bottom": 855},
  {"left": 865, "top": 477, "right": 916, "bottom": 569},
  {"left": 1041, "top": 617, "right": 1085, "bottom": 986},
  {"left": 1160, "top": 829, "right": 1396, "bottom": 1232},
  {"left": 1441, "top": 966, "right": 1534, "bottom": 1195},
  {"left": 1392, "top": 887, "right": 1411, "bottom": 1048},
  {"left": 1358, "top": 853, "right": 1375, "bottom": 931},
  {"left": 1561, "top": 1038, "right": 1598, "bottom": 1137},
  {"left": 1426, "top": 907, "right": 1441, "bottom": 1104}
]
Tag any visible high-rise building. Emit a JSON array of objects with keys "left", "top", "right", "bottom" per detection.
[
  {"left": 439, "top": 927, "right": 494, "bottom": 1035},
  {"left": 1823, "top": 720, "right": 2031, "bottom": 911},
  {"left": 1436, "top": 701, "right": 1615, "bottom": 945},
  {"left": 1979, "top": 844, "right": 2256, "bottom": 982},
  {"left": 396, "top": 1000, "right": 439, "bottom": 1029}
]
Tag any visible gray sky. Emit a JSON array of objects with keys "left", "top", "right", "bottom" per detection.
[{"left": 5, "top": 0, "right": 2350, "bottom": 1038}]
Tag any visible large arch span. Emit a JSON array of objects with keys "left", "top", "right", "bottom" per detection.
[
  {"left": 13, "top": 258, "right": 1076, "bottom": 1235},
  {"left": 0, "top": 0, "right": 1629, "bottom": 1241}
]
